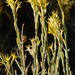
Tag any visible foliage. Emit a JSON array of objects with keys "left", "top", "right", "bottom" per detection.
[{"left": 0, "top": 0, "right": 75, "bottom": 75}]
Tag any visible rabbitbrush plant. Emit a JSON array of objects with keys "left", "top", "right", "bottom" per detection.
[{"left": 0, "top": 0, "right": 74, "bottom": 75}]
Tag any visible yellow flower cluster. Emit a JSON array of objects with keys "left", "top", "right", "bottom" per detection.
[
  {"left": 37, "top": 0, "right": 49, "bottom": 9},
  {"left": 27, "top": 0, "right": 49, "bottom": 11},
  {"left": 4, "top": 54, "right": 11, "bottom": 62},
  {"left": 47, "top": 11, "right": 61, "bottom": 37},
  {"left": 0, "top": 52, "right": 18, "bottom": 67},
  {"left": 7, "top": 0, "right": 14, "bottom": 3},
  {"left": 6, "top": 0, "right": 21, "bottom": 12},
  {"left": 6, "top": 0, "right": 14, "bottom": 9}
]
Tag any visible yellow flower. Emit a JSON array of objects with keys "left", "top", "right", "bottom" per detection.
[
  {"left": 27, "top": 0, "right": 49, "bottom": 12},
  {"left": 26, "top": 45, "right": 31, "bottom": 51},
  {"left": 6, "top": 0, "right": 14, "bottom": 10},
  {"left": 27, "top": 0, "right": 38, "bottom": 10},
  {"left": 6, "top": 0, "right": 21, "bottom": 12},
  {"left": 37, "top": 0, "right": 49, "bottom": 9},
  {"left": 30, "top": 38, "right": 35, "bottom": 45},
  {"left": 11, "top": 52, "right": 18, "bottom": 60},
  {"left": 4, "top": 54, "right": 11, "bottom": 62},
  {"left": 10, "top": 51, "right": 18, "bottom": 66},
  {"left": 47, "top": 11, "right": 61, "bottom": 37},
  {"left": 7, "top": 0, "right": 14, "bottom": 3}
]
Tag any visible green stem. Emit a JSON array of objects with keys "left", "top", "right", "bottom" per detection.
[
  {"left": 12, "top": 7, "right": 26, "bottom": 75},
  {"left": 33, "top": 10, "right": 39, "bottom": 75},
  {"left": 55, "top": 38, "right": 61, "bottom": 75},
  {"left": 40, "top": 8, "right": 47, "bottom": 75},
  {"left": 57, "top": 1, "right": 71, "bottom": 75},
  {"left": 21, "top": 24, "right": 26, "bottom": 75}
]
